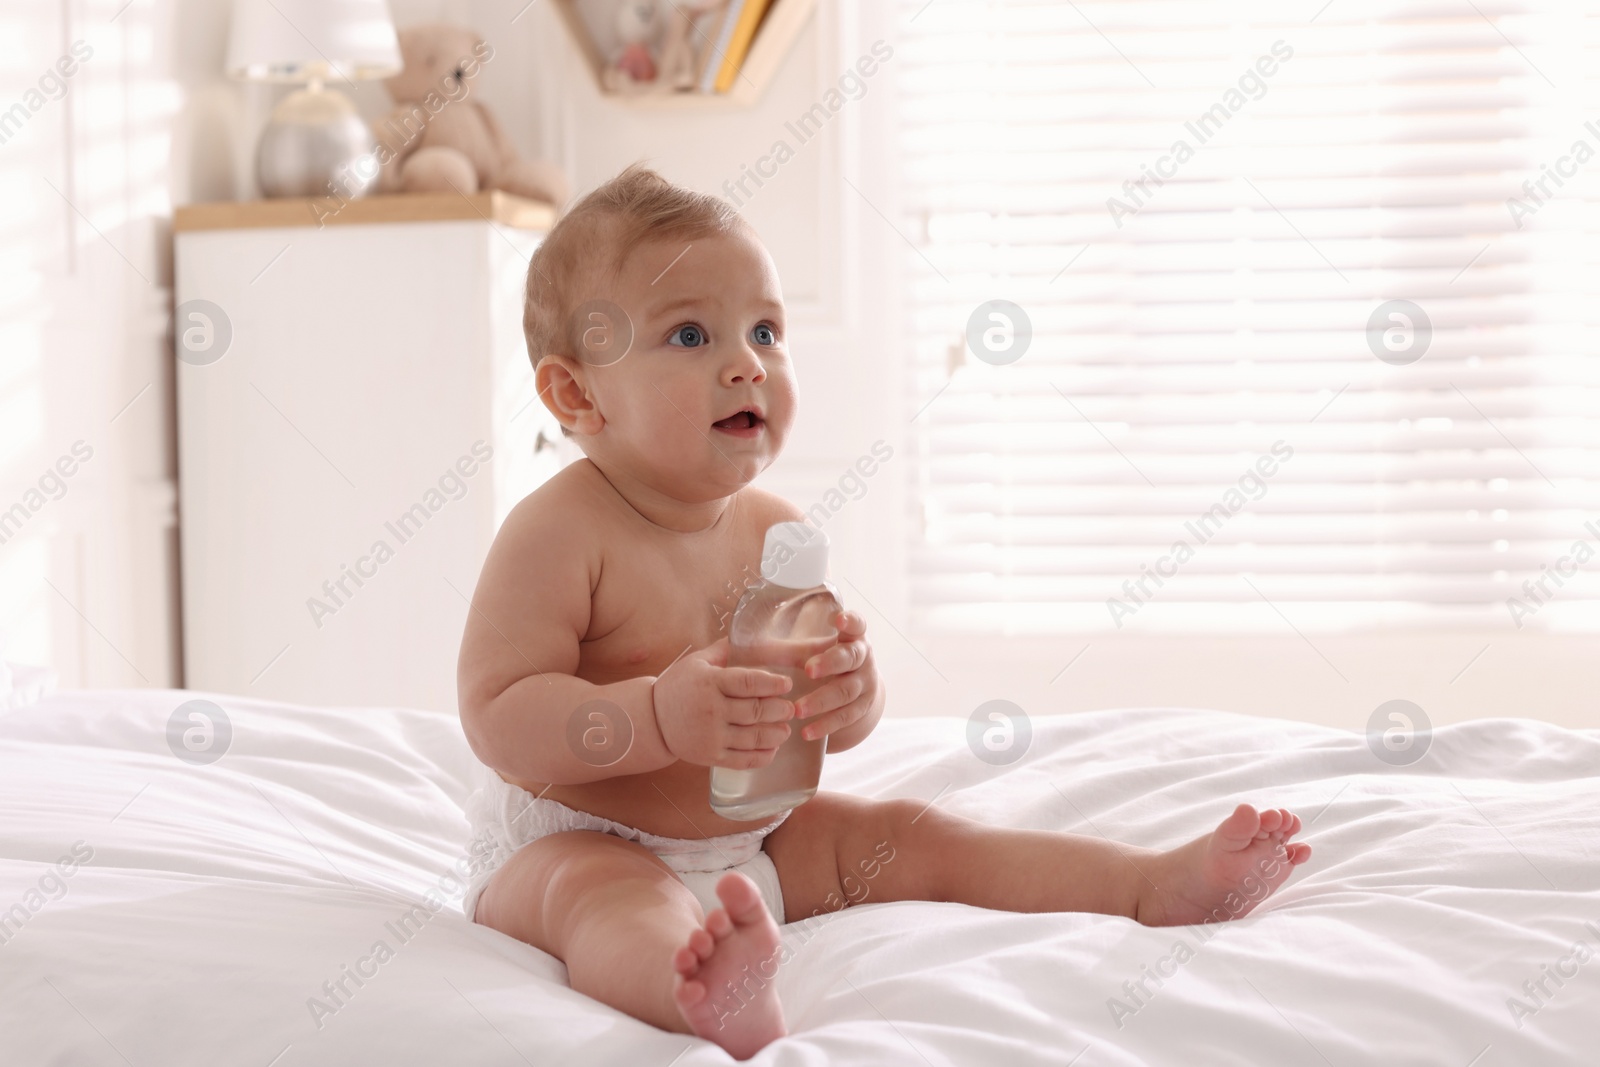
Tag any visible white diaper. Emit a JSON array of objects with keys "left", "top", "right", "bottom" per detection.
[{"left": 460, "top": 763, "right": 788, "bottom": 925}]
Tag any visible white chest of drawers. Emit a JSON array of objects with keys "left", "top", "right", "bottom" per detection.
[{"left": 173, "top": 193, "right": 570, "bottom": 713}]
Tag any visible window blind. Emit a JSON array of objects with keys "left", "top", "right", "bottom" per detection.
[{"left": 896, "top": 0, "right": 1600, "bottom": 634}]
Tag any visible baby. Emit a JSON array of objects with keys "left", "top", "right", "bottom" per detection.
[{"left": 456, "top": 164, "right": 1311, "bottom": 1059}]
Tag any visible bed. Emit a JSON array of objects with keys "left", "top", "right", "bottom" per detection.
[{"left": 2, "top": 685, "right": 1595, "bottom": 1065}]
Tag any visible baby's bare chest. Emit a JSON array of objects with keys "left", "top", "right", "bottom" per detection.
[{"left": 578, "top": 537, "right": 764, "bottom": 682}]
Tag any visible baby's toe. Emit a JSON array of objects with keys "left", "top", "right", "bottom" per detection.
[
  {"left": 715, "top": 871, "right": 768, "bottom": 926},
  {"left": 1258, "top": 808, "right": 1284, "bottom": 835},
  {"left": 674, "top": 975, "right": 707, "bottom": 1007},
  {"left": 1216, "top": 804, "right": 1262, "bottom": 850},
  {"left": 1288, "top": 842, "right": 1312, "bottom": 864}
]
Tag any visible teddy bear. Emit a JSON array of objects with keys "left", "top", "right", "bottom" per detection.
[{"left": 375, "top": 23, "right": 568, "bottom": 208}]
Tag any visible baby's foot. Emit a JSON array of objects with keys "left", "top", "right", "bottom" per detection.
[
  {"left": 670, "top": 871, "right": 787, "bottom": 1060},
  {"left": 1137, "top": 804, "right": 1311, "bottom": 927}
]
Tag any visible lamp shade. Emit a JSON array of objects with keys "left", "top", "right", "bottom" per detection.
[{"left": 226, "top": 0, "right": 401, "bottom": 83}]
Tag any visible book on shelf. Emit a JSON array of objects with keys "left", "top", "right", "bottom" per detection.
[
  {"left": 694, "top": 0, "right": 743, "bottom": 92},
  {"left": 715, "top": 0, "right": 775, "bottom": 93},
  {"left": 700, "top": 0, "right": 777, "bottom": 94}
]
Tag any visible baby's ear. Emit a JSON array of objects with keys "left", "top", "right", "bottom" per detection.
[{"left": 535, "top": 355, "right": 603, "bottom": 436}]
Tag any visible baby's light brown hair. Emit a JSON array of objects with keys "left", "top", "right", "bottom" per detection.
[{"left": 522, "top": 163, "right": 749, "bottom": 373}]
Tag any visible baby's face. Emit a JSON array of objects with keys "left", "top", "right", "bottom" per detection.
[{"left": 569, "top": 227, "right": 796, "bottom": 502}]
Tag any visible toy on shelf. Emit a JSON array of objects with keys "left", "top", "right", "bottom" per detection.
[
  {"left": 601, "top": 1, "right": 660, "bottom": 93},
  {"left": 598, "top": 0, "right": 732, "bottom": 96},
  {"left": 659, "top": 0, "right": 729, "bottom": 92},
  {"left": 376, "top": 22, "right": 569, "bottom": 208},
  {"left": 557, "top": 0, "right": 814, "bottom": 106}
]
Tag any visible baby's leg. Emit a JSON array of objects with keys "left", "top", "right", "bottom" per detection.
[
  {"left": 766, "top": 793, "right": 1310, "bottom": 928},
  {"left": 475, "top": 830, "right": 786, "bottom": 1058},
  {"left": 477, "top": 831, "right": 699, "bottom": 1032},
  {"left": 896, "top": 800, "right": 1312, "bottom": 926},
  {"left": 767, "top": 793, "right": 1167, "bottom": 920}
]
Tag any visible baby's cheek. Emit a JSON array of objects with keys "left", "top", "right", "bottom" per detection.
[
  {"left": 766, "top": 377, "right": 801, "bottom": 439},
  {"left": 638, "top": 397, "right": 702, "bottom": 457}
]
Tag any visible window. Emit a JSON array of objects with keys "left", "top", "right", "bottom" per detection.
[{"left": 897, "top": 0, "right": 1600, "bottom": 635}]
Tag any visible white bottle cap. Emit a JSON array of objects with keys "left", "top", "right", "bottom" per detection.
[{"left": 760, "top": 522, "right": 829, "bottom": 588}]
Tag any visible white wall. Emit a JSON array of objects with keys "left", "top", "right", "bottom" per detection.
[
  {"left": 0, "top": 0, "right": 901, "bottom": 696},
  {"left": 0, "top": 0, "right": 195, "bottom": 689},
  {"left": 4, "top": 0, "right": 1593, "bottom": 732},
  {"left": 442, "top": 0, "right": 1600, "bottom": 734}
]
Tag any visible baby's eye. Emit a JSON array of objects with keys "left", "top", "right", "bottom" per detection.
[
  {"left": 751, "top": 323, "right": 777, "bottom": 346},
  {"left": 667, "top": 324, "right": 706, "bottom": 348}
]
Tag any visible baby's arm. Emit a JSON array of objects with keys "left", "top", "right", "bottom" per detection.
[
  {"left": 457, "top": 493, "right": 795, "bottom": 784},
  {"left": 457, "top": 493, "right": 663, "bottom": 784}
]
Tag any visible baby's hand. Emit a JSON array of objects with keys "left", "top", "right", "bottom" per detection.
[
  {"left": 652, "top": 639, "right": 795, "bottom": 769},
  {"left": 793, "top": 611, "right": 878, "bottom": 744}
]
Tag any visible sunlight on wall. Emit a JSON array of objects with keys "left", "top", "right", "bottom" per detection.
[
  {"left": 0, "top": 0, "right": 180, "bottom": 684},
  {"left": 0, "top": 8, "right": 54, "bottom": 668}
]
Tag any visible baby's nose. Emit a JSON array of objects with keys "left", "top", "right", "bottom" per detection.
[{"left": 724, "top": 353, "right": 766, "bottom": 384}]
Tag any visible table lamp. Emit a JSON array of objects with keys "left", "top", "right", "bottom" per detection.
[{"left": 226, "top": 0, "right": 402, "bottom": 199}]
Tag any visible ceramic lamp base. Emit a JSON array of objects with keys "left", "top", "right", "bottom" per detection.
[{"left": 256, "top": 83, "right": 377, "bottom": 199}]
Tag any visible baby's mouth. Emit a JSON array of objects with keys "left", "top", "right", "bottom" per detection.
[{"left": 711, "top": 410, "right": 763, "bottom": 437}]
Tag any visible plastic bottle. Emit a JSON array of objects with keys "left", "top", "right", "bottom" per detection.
[{"left": 709, "top": 522, "right": 842, "bottom": 821}]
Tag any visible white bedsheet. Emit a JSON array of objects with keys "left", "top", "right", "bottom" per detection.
[{"left": 1, "top": 688, "right": 1596, "bottom": 1066}]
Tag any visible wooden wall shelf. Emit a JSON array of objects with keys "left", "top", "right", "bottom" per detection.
[{"left": 551, "top": 0, "right": 817, "bottom": 108}]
